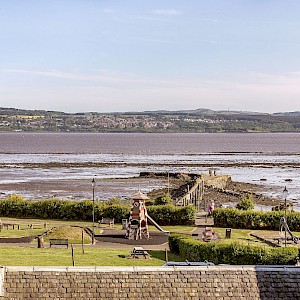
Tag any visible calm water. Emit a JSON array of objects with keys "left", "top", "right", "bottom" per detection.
[
  {"left": 0, "top": 132, "right": 299, "bottom": 203},
  {"left": 1, "top": 132, "right": 300, "bottom": 154}
]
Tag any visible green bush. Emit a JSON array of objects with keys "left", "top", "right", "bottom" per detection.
[
  {"left": 236, "top": 193, "right": 254, "bottom": 210},
  {"left": 154, "top": 194, "right": 173, "bottom": 205},
  {"left": 102, "top": 204, "right": 130, "bottom": 223},
  {"left": 0, "top": 195, "right": 30, "bottom": 218},
  {"left": 169, "top": 234, "right": 298, "bottom": 265},
  {"left": 147, "top": 205, "right": 196, "bottom": 225},
  {"left": 213, "top": 208, "right": 300, "bottom": 231},
  {"left": 0, "top": 197, "right": 195, "bottom": 225}
]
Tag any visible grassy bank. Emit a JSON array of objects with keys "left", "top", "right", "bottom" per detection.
[{"left": 0, "top": 247, "right": 181, "bottom": 266}]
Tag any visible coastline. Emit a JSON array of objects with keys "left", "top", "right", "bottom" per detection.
[{"left": 0, "top": 172, "right": 286, "bottom": 211}]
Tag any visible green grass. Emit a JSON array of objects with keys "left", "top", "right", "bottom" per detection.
[
  {"left": 0, "top": 228, "right": 46, "bottom": 238},
  {"left": 214, "top": 227, "right": 253, "bottom": 240},
  {"left": 45, "top": 226, "right": 92, "bottom": 244},
  {"left": 1, "top": 217, "right": 194, "bottom": 234},
  {"left": 212, "top": 227, "right": 275, "bottom": 246},
  {"left": 0, "top": 247, "right": 182, "bottom": 266},
  {"left": 1, "top": 217, "right": 94, "bottom": 227}
]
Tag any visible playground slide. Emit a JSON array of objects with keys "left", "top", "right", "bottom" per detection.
[
  {"left": 280, "top": 217, "right": 298, "bottom": 244},
  {"left": 146, "top": 214, "right": 169, "bottom": 233}
]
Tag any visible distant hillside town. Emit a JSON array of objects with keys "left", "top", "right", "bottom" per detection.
[{"left": 0, "top": 107, "right": 300, "bottom": 133}]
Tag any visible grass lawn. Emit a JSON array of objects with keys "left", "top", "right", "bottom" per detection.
[
  {"left": 0, "top": 228, "right": 46, "bottom": 238},
  {"left": 0, "top": 217, "right": 94, "bottom": 227},
  {"left": 0, "top": 247, "right": 182, "bottom": 266},
  {"left": 0, "top": 217, "right": 195, "bottom": 236}
]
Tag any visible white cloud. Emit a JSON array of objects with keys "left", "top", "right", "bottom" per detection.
[{"left": 153, "top": 9, "right": 183, "bottom": 16}]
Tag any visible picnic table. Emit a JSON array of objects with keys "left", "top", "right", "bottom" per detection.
[{"left": 130, "top": 247, "right": 149, "bottom": 259}]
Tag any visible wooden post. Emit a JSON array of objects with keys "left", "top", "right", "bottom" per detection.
[
  {"left": 71, "top": 244, "right": 75, "bottom": 266},
  {"left": 165, "top": 248, "right": 168, "bottom": 262},
  {"left": 82, "top": 230, "right": 85, "bottom": 254}
]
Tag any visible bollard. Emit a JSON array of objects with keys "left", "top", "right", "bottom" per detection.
[{"left": 37, "top": 236, "right": 44, "bottom": 248}]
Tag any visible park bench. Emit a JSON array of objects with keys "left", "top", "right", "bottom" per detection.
[
  {"left": 0, "top": 222, "right": 48, "bottom": 231},
  {"left": 1, "top": 223, "right": 21, "bottom": 230},
  {"left": 98, "top": 218, "right": 114, "bottom": 228},
  {"left": 49, "top": 238, "right": 69, "bottom": 249},
  {"left": 130, "top": 247, "right": 149, "bottom": 259},
  {"left": 28, "top": 223, "right": 48, "bottom": 229}
]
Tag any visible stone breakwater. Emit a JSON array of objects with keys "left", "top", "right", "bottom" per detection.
[{"left": 1, "top": 265, "right": 300, "bottom": 299}]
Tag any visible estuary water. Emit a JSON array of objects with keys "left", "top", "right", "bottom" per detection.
[{"left": 0, "top": 132, "right": 299, "bottom": 203}]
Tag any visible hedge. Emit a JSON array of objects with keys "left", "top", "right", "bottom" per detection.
[
  {"left": 169, "top": 234, "right": 298, "bottom": 265},
  {"left": 0, "top": 197, "right": 196, "bottom": 225},
  {"left": 147, "top": 205, "right": 196, "bottom": 225},
  {"left": 213, "top": 208, "right": 300, "bottom": 231},
  {"left": 0, "top": 198, "right": 129, "bottom": 223}
]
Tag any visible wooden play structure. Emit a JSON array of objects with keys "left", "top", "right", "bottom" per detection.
[
  {"left": 125, "top": 191, "right": 168, "bottom": 240},
  {"left": 125, "top": 191, "right": 150, "bottom": 240}
]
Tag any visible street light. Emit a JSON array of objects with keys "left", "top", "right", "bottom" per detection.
[
  {"left": 283, "top": 186, "right": 288, "bottom": 247},
  {"left": 92, "top": 177, "right": 96, "bottom": 245}
]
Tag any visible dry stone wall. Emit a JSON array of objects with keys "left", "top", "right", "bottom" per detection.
[
  {"left": 205, "top": 175, "right": 231, "bottom": 190},
  {"left": 2, "top": 265, "right": 300, "bottom": 299}
]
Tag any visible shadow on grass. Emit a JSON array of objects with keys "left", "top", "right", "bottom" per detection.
[{"left": 148, "top": 250, "right": 183, "bottom": 262}]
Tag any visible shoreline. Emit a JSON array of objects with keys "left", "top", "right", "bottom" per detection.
[{"left": 0, "top": 172, "right": 288, "bottom": 211}]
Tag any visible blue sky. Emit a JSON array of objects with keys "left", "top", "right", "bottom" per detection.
[{"left": 1, "top": 1, "right": 300, "bottom": 113}]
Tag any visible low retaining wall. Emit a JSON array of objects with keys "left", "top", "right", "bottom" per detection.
[
  {"left": 205, "top": 175, "right": 231, "bottom": 190},
  {"left": 1, "top": 265, "right": 300, "bottom": 299}
]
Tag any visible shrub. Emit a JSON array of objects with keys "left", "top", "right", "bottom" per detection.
[
  {"left": 102, "top": 204, "right": 130, "bottom": 223},
  {"left": 147, "top": 205, "right": 196, "bottom": 225},
  {"left": 213, "top": 208, "right": 300, "bottom": 231},
  {"left": 154, "top": 194, "right": 173, "bottom": 205},
  {"left": 0, "top": 198, "right": 196, "bottom": 225},
  {"left": 0, "top": 195, "right": 30, "bottom": 218},
  {"left": 169, "top": 234, "right": 298, "bottom": 265},
  {"left": 106, "top": 198, "right": 122, "bottom": 205},
  {"left": 236, "top": 193, "right": 254, "bottom": 210}
]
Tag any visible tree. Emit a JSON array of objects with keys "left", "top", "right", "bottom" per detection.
[
  {"left": 154, "top": 193, "right": 173, "bottom": 205},
  {"left": 236, "top": 193, "right": 254, "bottom": 211}
]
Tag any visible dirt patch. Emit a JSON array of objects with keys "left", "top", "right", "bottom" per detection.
[{"left": 96, "top": 229, "right": 169, "bottom": 245}]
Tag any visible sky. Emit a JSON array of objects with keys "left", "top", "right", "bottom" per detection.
[{"left": 1, "top": 1, "right": 300, "bottom": 113}]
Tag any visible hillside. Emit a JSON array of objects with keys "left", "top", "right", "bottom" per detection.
[{"left": 0, "top": 107, "right": 300, "bottom": 133}]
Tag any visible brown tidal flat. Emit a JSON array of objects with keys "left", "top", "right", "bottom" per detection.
[{"left": 0, "top": 172, "right": 284, "bottom": 210}]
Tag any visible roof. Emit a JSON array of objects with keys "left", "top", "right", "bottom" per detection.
[{"left": 131, "top": 191, "right": 149, "bottom": 200}]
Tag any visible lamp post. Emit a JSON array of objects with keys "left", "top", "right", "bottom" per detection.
[
  {"left": 167, "top": 171, "right": 170, "bottom": 195},
  {"left": 91, "top": 177, "right": 96, "bottom": 245},
  {"left": 283, "top": 186, "right": 288, "bottom": 247}
]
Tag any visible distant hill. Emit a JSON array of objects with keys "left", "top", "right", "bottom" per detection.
[
  {"left": 0, "top": 107, "right": 300, "bottom": 133},
  {"left": 0, "top": 107, "right": 66, "bottom": 116},
  {"left": 142, "top": 108, "right": 265, "bottom": 115}
]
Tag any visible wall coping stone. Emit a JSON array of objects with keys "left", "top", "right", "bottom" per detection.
[{"left": 4, "top": 265, "right": 300, "bottom": 273}]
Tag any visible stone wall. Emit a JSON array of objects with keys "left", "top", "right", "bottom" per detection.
[
  {"left": 2, "top": 265, "right": 300, "bottom": 299},
  {"left": 205, "top": 175, "right": 231, "bottom": 190}
]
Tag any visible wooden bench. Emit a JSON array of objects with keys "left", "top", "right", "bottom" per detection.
[
  {"left": 130, "top": 247, "right": 149, "bottom": 259},
  {"left": 1, "top": 223, "right": 21, "bottom": 230},
  {"left": 28, "top": 223, "right": 48, "bottom": 229},
  {"left": 49, "top": 239, "right": 69, "bottom": 248},
  {"left": 98, "top": 218, "right": 114, "bottom": 228}
]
